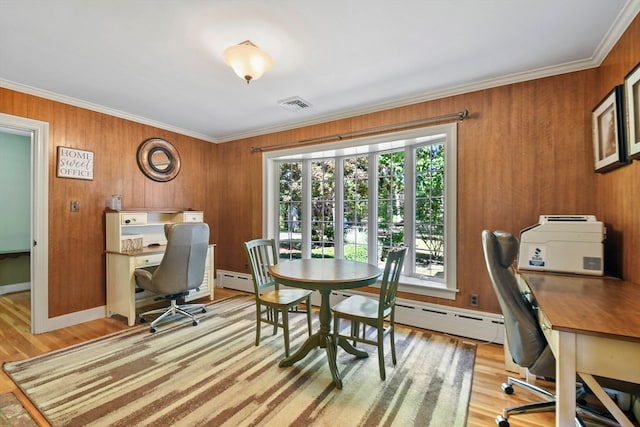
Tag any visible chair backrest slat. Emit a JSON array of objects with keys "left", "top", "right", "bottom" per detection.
[
  {"left": 379, "top": 247, "right": 407, "bottom": 316},
  {"left": 244, "top": 239, "right": 278, "bottom": 293}
]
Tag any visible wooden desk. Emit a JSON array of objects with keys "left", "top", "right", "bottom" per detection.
[
  {"left": 105, "top": 209, "right": 214, "bottom": 326},
  {"left": 106, "top": 245, "right": 214, "bottom": 326},
  {"left": 269, "top": 259, "right": 382, "bottom": 389},
  {"left": 520, "top": 271, "right": 640, "bottom": 426}
]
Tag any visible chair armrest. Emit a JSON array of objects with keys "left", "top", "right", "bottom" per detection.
[{"left": 134, "top": 268, "right": 153, "bottom": 289}]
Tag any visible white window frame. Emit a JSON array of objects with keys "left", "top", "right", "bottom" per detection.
[{"left": 263, "top": 123, "right": 457, "bottom": 300}]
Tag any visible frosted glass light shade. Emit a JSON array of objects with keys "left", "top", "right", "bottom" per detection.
[{"left": 223, "top": 40, "right": 272, "bottom": 83}]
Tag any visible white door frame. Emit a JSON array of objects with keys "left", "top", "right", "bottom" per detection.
[{"left": 0, "top": 113, "right": 49, "bottom": 333}]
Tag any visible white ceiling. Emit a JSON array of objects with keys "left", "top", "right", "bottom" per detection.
[{"left": 1, "top": 0, "right": 639, "bottom": 143}]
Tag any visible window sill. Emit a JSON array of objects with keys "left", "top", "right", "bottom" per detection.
[{"left": 370, "top": 274, "right": 458, "bottom": 300}]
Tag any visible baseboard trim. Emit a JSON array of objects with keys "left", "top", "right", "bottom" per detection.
[
  {"left": 218, "top": 269, "right": 504, "bottom": 343},
  {"left": 38, "top": 306, "right": 107, "bottom": 333},
  {"left": 0, "top": 282, "right": 31, "bottom": 295}
]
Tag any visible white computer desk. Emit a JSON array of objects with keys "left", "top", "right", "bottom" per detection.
[{"left": 520, "top": 271, "right": 640, "bottom": 426}]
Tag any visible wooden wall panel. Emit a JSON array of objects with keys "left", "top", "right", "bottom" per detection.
[
  {"left": 204, "top": 141, "right": 220, "bottom": 269},
  {"left": 213, "top": 136, "right": 263, "bottom": 273},
  {"left": 594, "top": 13, "right": 640, "bottom": 282},
  {"left": 0, "top": 90, "right": 214, "bottom": 317}
]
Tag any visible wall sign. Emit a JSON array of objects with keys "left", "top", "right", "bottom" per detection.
[{"left": 57, "top": 147, "right": 94, "bottom": 180}]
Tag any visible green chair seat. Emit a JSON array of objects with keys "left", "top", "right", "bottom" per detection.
[
  {"left": 331, "top": 247, "right": 407, "bottom": 380},
  {"left": 244, "top": 239, "right": 312, "bottom": 357}
]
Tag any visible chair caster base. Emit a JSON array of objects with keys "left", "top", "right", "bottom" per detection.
[
  {"left": 501, "top": 382, "right": 514, "bottom": 395},
  {"left": 149, "top": 327, "right": 157, "bottom": 333},
  {"left": 495, "top": 415, "right": 509, "bottom": 427}
]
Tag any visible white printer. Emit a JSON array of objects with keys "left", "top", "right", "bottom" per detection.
[{"left": 517, "top": 215, "right": 605, "bottom": 276}]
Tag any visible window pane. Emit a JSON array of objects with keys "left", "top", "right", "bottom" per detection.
[
  {"left": 377, "top": 151, "right": 404, "bottom": 269},
  {"left": 311, "top": 160, "right": 335, "bottom": 258},
  {"left": 415, "top": 144, "right": 445, "bottom": 279},
  {"left": 278, "top": 162, "right": 302, "bottom": 260},
  {"left": 343, "top": 156, "right": 369, "bottom": 262}
]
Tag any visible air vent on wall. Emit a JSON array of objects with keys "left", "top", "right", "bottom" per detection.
[{"left": 278, "top": 96, "right": 313, "bottom": 111}]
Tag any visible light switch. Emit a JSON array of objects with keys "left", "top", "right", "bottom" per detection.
[{"left": 70, "top": 201, "right": 80, "bottom": 212}]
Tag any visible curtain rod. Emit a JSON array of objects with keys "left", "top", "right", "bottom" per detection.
[{"left": 250, "top": 109, "right": 468, "bottom": 153}]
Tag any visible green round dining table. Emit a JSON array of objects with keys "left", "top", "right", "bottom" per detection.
[{"left": 269, "top": 258, "right": 382, "bottom": 389}]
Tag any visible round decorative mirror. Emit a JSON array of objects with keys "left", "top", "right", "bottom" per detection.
[{"left": 136, "top": 138, "right": 181, "bottom": 182}]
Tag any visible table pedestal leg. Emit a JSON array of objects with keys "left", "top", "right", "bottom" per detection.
[
  {"left": 279, "top": 289, "right": 367, "bottom": 389},
  {"left": 278, "top": 332, "right": 321, "bottom": 367},
  {"left": 325, "top": 335, "right": 342, "bottom": 388},
  {"left": 337, "top": 337, "right": 369, "bottom": 358}
]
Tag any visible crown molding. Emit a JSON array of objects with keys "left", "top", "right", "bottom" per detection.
[
  {"left": 0, "top": 79, "right": 219, "bottom": 143},
  {"left": 215, "top": 57, "right": 599, "bottom": 143},
  {"left": 592, "top": 0, "right": 640, "bottom": 64}
]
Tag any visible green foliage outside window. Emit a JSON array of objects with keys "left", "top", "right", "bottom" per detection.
[
  {"left": 277, "top": 142, "right": 445, "bottom": 275},
  {"left": 415, "top": 144, "right": 445, "bottom": 265}
]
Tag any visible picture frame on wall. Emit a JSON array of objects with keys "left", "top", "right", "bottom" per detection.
[
  {"left": 624, "top": 62, "right": 640, "bottom": 160},
  {"left": 592, "top": 85, "right": 628, "bottom": 173}
]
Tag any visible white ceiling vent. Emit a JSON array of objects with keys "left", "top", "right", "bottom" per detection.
[{"left": 278, "top": 96, "right": 313, "bottom": 112}]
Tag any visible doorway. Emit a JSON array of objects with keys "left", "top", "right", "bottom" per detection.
[
  {"left": 0, "top": 128, "right": 30, "bottom": 296},
  {"left": 0, "top": 113, "right": 49, "bottom": 333}
]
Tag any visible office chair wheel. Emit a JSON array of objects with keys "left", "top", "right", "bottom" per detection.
[
  {"left": 192, "top": 320, "right": 199, "bottom": 326},
  {"left": 139, "top": 317, "right": 146, "bottom": 323},
  {"left": 149, "top": 327, "right": 157, "bottom": 333},
  {"left": 495, "top": 415, "right": 510, "bottom": 427},
  {"left": 201, "top": 307, "right": 206, "bottom": 313},
  {"left": 501, "top": 383, "right": 514, "bottom": 395}
]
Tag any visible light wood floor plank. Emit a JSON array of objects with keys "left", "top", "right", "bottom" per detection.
[{"left": 0, "top": 289, "right": 555, "bottom": 426}]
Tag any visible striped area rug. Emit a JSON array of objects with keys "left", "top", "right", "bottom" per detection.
[{"left": 4, "top": 295, "right": 476, "bottom": 426}]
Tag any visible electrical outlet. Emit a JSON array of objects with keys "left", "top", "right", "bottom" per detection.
[
  {"left": 70, "top": 201, "right": 80, "bottom": 212},
  {"left": 470, "top": 294, "right": 479, "bottom": 306}
]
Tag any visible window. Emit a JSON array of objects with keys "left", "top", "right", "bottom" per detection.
[
  {"left": 278, "top": 162, "right": 302, "bottom": 260},
  {"left": 310, "top": 160, "right": 335, "bottom": 258},
  {"left": 377, "top": 150, "right": 405, "bottom": 270},
  {"left": 343, "top": 155, "right": 369, "bottom": 262},
  {"left": 264, "top": 124, "right": 457, "bottom": 299}
]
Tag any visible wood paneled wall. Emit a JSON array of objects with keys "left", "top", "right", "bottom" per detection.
[
  {"left": 214, "top": 14, "right": 640, "bottom": 314},
  {"left": 0, "top": 91, "right": 218, "bottom": 317},
  {"left": 594, "top": 15, "right": 640, "bottom": 282},
  {"left": 213, "top": 71, "right": 599, "bottom": 313},
  {"left": 0, "top": 14, "right": 638, "bottom": 319}
]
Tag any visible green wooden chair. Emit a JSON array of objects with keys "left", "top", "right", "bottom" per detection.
[
  {"left": 243, "top": 239, "right": 312, "bottom": 357},
  {"left": 331, "top": 246, "right": 407, "bottom": 380}
]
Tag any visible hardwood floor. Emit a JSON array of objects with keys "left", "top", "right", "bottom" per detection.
[{"left": 0, "top": 289, "right": 556, "bottom": 426}]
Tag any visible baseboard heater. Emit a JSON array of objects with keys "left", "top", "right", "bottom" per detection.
[
  {"left": 218, "top": 270, "right": 254, "bottom": 293},
  {"left": 217, "top": 269, "right": 505, "bottom": 344}
]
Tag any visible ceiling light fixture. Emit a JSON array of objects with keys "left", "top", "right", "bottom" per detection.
[{"left": 223, "top": 40, "right": 272, "bottom": 84}]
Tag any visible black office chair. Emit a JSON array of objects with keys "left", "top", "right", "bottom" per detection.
[
  {"left": 135, "top": 223, "right": 209, "bottom": 333},
  {"left": 481, "top": 230, "right": 635, "bottom": 427}
]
